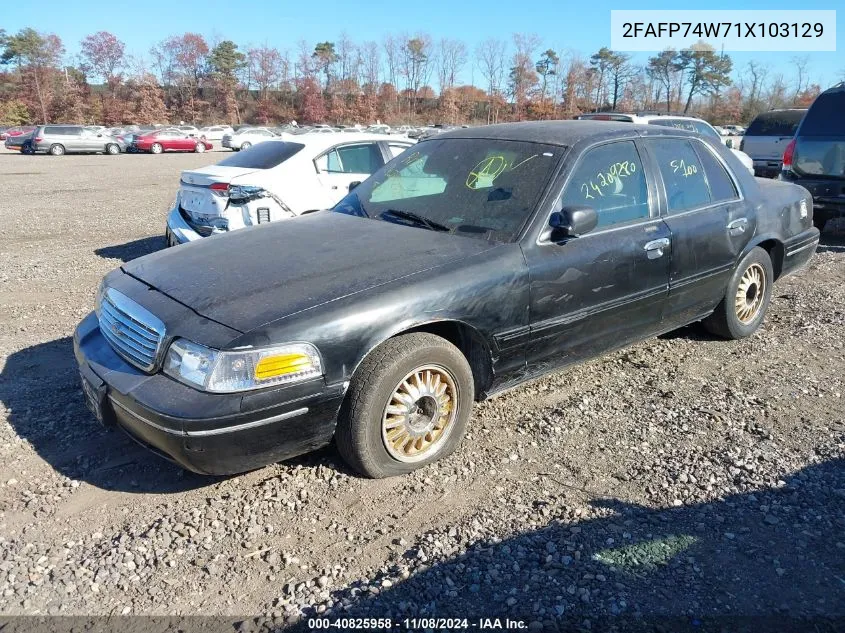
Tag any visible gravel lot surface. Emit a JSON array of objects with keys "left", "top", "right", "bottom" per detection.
[{"left": 0, "top": 148, "right": 843, "bottom": 632}]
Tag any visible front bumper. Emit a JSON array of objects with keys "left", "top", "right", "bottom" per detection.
[{"left": 73, "top": 312, "right": 344, "bottom": 475}]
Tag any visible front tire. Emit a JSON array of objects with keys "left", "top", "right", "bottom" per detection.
[
  {"left": 335, "top": 333, "right": 474, "bottom": 478},
  {"left": 49, "top": 144, "right": 65, "bottom": 156},
  {"left": 150, "top": 143, "right": 163, "bottom": 154},
  {"left": 703, "top": 247, "right": 773, "bottom": 340},
  {"left": 240, "top": 141, "right": 251, "bottom": 150},
  {"left": 194, "top": 142, "right": 206, "bottom": 153}
]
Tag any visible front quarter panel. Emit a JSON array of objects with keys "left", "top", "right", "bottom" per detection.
[{"left": 229, "top": 244, "right": 530, "bottom": 391}]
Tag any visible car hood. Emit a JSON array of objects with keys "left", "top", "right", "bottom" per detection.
[{"left": 123, "top": 212, "right": 498, "bottom": 333}]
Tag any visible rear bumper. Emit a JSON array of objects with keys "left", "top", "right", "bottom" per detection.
[
  {"left": 778, "top": 173, "right": 845, "bottom": 226},
  {"left": 781, "top": 228, "right": 820, "bottom": 277},
  {"left": 753, "top": 160, "right": 781, "bottom": 178},
  {"left": 73, "top": 312, "right": 344, "bottom": 475},
  {"left": 166, "top": 207, "right": 204, "bottom": 244}
]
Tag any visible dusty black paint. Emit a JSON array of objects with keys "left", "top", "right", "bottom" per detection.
[{"left": 74, "top": 121, "right": 820, "bottom": 474}]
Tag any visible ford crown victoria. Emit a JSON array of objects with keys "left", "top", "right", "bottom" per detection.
[{"left": 74, "top": 121, "right": 819, "bottom": 478}]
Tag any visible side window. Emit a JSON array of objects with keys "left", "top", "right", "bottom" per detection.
[
  {"left": 559, "top": 140, "right": 650, "bottom": 229},
  {"left": 335, "top": 143, "right": 384, "bottom": 174},
  {"left": 315, "top": 150, "right": 342, "bottom": 172},
  {"left": 693, "top": 141, "right": 739, "bottom": 202},
  {"left": 647, "top": 138, "right": 711, "bottom": 214},
  {"left": 388, "top": 143, "right": 412, "bottom": 159}
]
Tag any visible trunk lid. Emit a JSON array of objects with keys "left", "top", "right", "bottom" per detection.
[{"left": 178, "top": 166, "right": 261, "bottom": 217}]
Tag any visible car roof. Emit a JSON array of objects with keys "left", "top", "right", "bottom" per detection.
[
  {"left": 435, "top": 120, "right": 696, "bottom": 146},
  {"left": 256, "top": 132, "right": 412, "bottom": 154}
]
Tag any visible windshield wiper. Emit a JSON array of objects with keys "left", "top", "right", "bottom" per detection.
[{"left": 380, "top": 209, "right": 451, "bottom": 232}]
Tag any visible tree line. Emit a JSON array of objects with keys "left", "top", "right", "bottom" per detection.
[{"left": 0, "top": 28, "right": 827, "bottom": 127}]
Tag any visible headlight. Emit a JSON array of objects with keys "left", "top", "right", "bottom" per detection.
[{"left": 163, "top": 339, "right": 322, "bottom": 393}]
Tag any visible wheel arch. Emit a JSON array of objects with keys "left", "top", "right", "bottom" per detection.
[
  {"left": 350, "top": 319, "right": 495, "bottom": 401},
  {"left": 742, "top": 234, "right": 785, "bottom": 281}
]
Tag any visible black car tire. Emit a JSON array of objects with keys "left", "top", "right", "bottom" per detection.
[
  {"left": 106, "top": 143, "right": 120, "bottom": 155},
  {"left": 194, "top": 142, "right": 206, "bottom": 153},
  {"left": 335, "top": 333, "right": 474, "bottom": 478},
  {"left": 703, "top": 247, "right": 773, "bottom": 340},
  {"left": 813, "top": 217, "right": 827, "bottom": 232},
  {"left": 49, "top": 144, "right": 65, "bottom": 156},
  {"left": 150, "top": 143, "right": 163, "bottom": 154},
  {"left": 240, "top": 141, "right": 251, "bottom": 150}
]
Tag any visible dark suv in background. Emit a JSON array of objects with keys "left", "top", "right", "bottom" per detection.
[
  {"left": 780, "top": 83, "right": 845, "bottom": 231},
  {"left": 741, "top": 109, "right": 806, "bottom": 178}
]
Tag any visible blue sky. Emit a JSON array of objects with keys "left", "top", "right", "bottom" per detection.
[{"left": 3, "top": 0, "right": 842, "bottom": 88}]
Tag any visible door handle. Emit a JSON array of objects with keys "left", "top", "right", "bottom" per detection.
[
  {"left": 727, "top": 218, "right": 748, "bottom": 235},
  {"left": 644, "top": 238, "right": 670, "bottom": 259},
  {"left": 331, "top": 185, "right": 338, "bottom": 190}
]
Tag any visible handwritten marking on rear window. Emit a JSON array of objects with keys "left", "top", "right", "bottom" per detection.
[
  {"left": 580, "top": 161, "right": 636, "bottom": 201},
  {"left": 670, "top": 159, "right": 699, "bottom": 178}
]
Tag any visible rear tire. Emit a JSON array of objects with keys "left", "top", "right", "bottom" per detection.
[
  {"left": 703, "top": 247, "right": 773, "bottom": 340},
  {"left": 150, "top": 143, "right": 163, "bottom": 154},
  {"left": 240, "top": 141, "right": 251, "bottom": 150},
  {"left": 335, "top": 333, "right": 474, "bottom": 478},
  {"left": 813, "top": 217, "right": 827, "bottom": 232},
  {"left": 106, "top": 143, "right": 120, "bottom": 155},
  {"left": 194, "top": 142, "right": 206, "bottom": 153},
  {"left": 49, "top": 144, "right": 65, "bottom": 156}
]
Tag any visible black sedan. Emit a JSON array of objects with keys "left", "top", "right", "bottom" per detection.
[{"left": 74, "top": 121, "right": 820, "bottom": 478}]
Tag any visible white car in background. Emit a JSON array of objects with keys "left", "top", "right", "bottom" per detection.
[
  {"left": 222, "top": 127, "right": 278, "bottom": 151},
  {"left": 576, "top": 112, "right": 755, "bottom": 175},
  {"left": 166, "top": 133, "right": 415, "bottom": 244},
  {"left": 199, "top": 125, "right": 235, "bottom": 141}
]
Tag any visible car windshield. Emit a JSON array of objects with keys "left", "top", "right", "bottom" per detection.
[
  {"left": 217, "top": 141, "right": 305, "bottom": 169},
  {"left": 333, "top": 137, "right": 561, "bottom": 242},
  {"left": 746, "top": 110, "right": 805, "bottom": 136}
]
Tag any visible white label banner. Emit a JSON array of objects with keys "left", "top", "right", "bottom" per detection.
[{"left": 610, "top": 10, "right": 836, "bottom": 52}]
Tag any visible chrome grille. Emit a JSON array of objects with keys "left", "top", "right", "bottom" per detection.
[{"left": 98, "top": 288, "right": 166, "bottom": 372}]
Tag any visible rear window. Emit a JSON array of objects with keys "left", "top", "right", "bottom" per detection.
[
  {"left": 745, "top": 110, "right": 805, "bottom": 136},
  {"left": 217, "top": 141, "right": 305, "bottom": 169},
  {"left": 799, "top": 91, "right": 845, "bottom": 136},
  {"left": 648, "top": 118, "right": 719, "bottom": 138}
]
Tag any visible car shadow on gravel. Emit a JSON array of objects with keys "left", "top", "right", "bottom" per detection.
[
  {"left": 95, "top": 236, "right": 165, "bottom": 262},
  {"left": 302, "top": 458, "right": 844, "bottom": 632},
  {"left": 0, "top": 337, "right": 218, "bottom": 494}
]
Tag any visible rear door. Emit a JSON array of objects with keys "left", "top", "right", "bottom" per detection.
[
  {"left": 642, "top": 137, "right": 752, "bottom": 327},
  {"left": 315, "top": 142, "right": 386, "bottom": 205},
  {"left": 524, "top": 139, "right": 671, "bottom": 370}
]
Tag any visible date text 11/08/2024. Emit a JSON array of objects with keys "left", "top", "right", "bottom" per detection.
[{"left": 307, "top": 618, "right": 530, "bottom": 629}]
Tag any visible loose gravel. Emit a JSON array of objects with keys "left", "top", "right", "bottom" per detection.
[{"left": 0, "top": 149, "right": 842, "bottom": 630}]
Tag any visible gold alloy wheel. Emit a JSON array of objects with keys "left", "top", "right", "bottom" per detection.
[
  {"left": 381, "top": 364, "right": 457, "bottom": 463},
  {"left": 735, "top": 262, "right": 766, "bottom": 324}
]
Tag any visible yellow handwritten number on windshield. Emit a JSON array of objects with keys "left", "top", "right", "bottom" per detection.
[{"left": 670, "top": 159, "right": 698, "bottom": 178}]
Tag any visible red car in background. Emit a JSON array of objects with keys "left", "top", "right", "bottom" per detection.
[
  {"left": 0, "top": 126, "right": 36, "bottom": 141},
  {"left": 130, "top": 129, "right": 213, "bottom": 154}
]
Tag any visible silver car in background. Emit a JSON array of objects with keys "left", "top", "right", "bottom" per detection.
[
  {"left": 31, "top": 125, "right": 126, "bottom": 156},
  {"left": 740, "top": 109, "right": 807, "bottom": 178}
]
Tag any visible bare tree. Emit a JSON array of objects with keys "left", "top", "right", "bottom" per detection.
[
  {"left": 436, "top": 38, "right": 467, "bottom": 94},
  {"left": 361, "top": 41, "right": 380, "bottom": 91},
  {"left": 475, "top": 37, "right": 506, "bottom": 122}
]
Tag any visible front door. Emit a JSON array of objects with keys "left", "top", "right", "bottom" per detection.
[
  {"left": 524, "top": 139, "right": 671, "bottom": 371},
  {"left": 642, "top": 137, "right": 753, "bottom": 327}
]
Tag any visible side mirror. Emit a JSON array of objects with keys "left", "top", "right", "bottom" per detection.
[
  {"left": 545, "top": 205, "right": 598, "bottom": 242},
  {"left": 97, "top": 133, "right": 102, "bottom": 137},
  {"left": 348, "top": 181, "right": 362, "bottom": 192}
]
